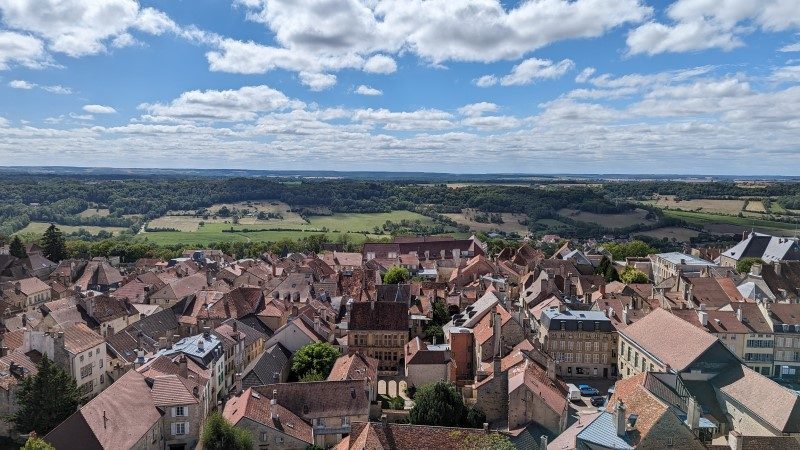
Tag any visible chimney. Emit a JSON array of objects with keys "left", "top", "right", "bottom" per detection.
[
  {"left": 540, "top": 435, "right": 548, "bottom": 448},
  {"left": 599, "top": 282, "right": 606, "bottom": 297},
  {"left": 381, "top": 414, "right": 388, "bottom": 426},
  {"left": 546, "top": 355, "right": 557, "bottom": 381},
  {"left": 313, "top": 315, "right": 321, "bottom": 334},
  {"left": 178, "top": 355, "right": 188, "bottom": 379},
  {"left": 687, "top": 396, "right": 701, "bottom": 430},
  {"left": 614, "top": 400, "right": 626, "bottom": 437},
  {"left": 206, "top": 269, "right": 213, "bottom": 286},
  {"left": 0, "top": 346, "right": 7, "bottom": 357},
  {"left": 139, "top": 313, "right": 146, "bottom": 321},
  {"left": 21, "top": 313, "right": 27, "bottom": 327},
  {"left": 563, "top": 274, "right": 572, "bottom": 299},
  {"left": 158, "top": 336, "right": 167, "bottom": 350},
  {"left": 751, "top": 263, "right": 762, "bottom": 276},
  {"left": 776, "top": 262, "right": 784, "bottom": 277},
  {"left": 370, "top": 300, "right": 375, "bottom": 311},
  {"left": 270, "top": 396, "right": 279, "bottom": 420},
  {"left": 197, "top": 338, "right": 205, "bottom": 351},
  {"left": 736, "top": 307, "right": 743, "bottom": 322},
  {"left": 482, "top": 422, "right": 489, "bottom": 433},
  {"left": 232, "top": 321, "right": 238, "bottom": 333},
  {"left": 14, "top": 282, "right": 20, "bottom": 295},
  {"left": 729, "top": 430, "right": 743, "bottom": 450},
  {"left": 234, "top": 373, "right": 242, "bottom": 394},
  {"left": 103, "top": 411, "right": 108, "bottom": 429},
  {"left": 622, "top": 306, "right": 629, "bottom": 325},
  {"left": 698, "top": 310, "right": 708, "bottom": 327}
]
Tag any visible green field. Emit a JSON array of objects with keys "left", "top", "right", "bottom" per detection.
[
  {"left": 137, "top": 211, "right": 440, "bottom": 245},
  {"left": 15, "top": 221, "right": 128, "bottom": 236},
  {"left": 663, "top": 210, "right": 799, "bottom": 234}
]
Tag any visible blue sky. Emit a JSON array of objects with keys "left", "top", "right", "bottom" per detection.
[{"left": 0, "top": 0, "right": 799, "bottom": 174}]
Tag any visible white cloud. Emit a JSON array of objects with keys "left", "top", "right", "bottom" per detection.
[
  {"left": 83, "top": 104, "right": 117, "bottom": 114},
  {"left": 298, "top": 72, "right": 337, "bottom": 91},
  {"left": 363, "top": 54, "right": 397, "bottom": 74},
  {"left": 474, "top": 75, "right": 498, "bottom": 87},
  {"left": 8, "top": 79, "right": 34, "bottom": 89},
  {"left": 7, "top": 79, "right": 72, "bottom": 94},
  {"left": 575, "top": 67, "right": 596, "bottom": 83},
  {"left": 499, "top": 58, "right": 575, "bottom": 86},
  {"left": 0, "top": 0, "right": 179, "bottom": 57},
  {"left": 41, "top": 85, "right": 72, "bottom": 94},
  {"left": 139, "top": 85, "right": 304, "bottom": 122},
  {"left": 627, "top": 0, "right": 800, "bottom": 55},
  {"left": 457, "top": 102, "right": 498, "bottom": 117},
  {"left": 0, "top": 30, "right": 48, "bottom": 70},
  {"left": 771, "top": 65, "right": 800, "bottom": 83},
  {"left": 354, "top": 85, "right": 382, "bottom": 96},
  {"left": 352, "top": 108, "right": 455, "bottom": 131},
  {"left": 781, "top": 43, "right": 800, "bottom": 52},
  {"left": 212, "top": 0, "right": 649, "bottom": 85}
]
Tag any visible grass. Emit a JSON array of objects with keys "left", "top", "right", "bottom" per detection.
[
  {"left": 78, "top": 207, "right": 111, "bottom": 217},
  {"left": 15, "top": 221, "right": 128, "bottom": 236},
  {"left": 663, "top": 210, "right": 800, "bottom": 234},
  {"left": 557, "top": 208, "right": 656, "bottom": 229},
  {"left": 642, "top": 196, "right": 745, "bottom": 215},
  {"left": 443, "top": 209, "right": 529, "bottom": 235},
  {"left": 637, "top": 227, "right": 700, "bottom": 241},
  {"left": 744, "top": 201, "right": 766, "bottom": 213},
  {"left": 138, "top": 210, "right": 437, "bottom": 245}
]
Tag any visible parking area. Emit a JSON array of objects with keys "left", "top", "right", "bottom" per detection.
[{"left": 564, "top": 378, "right": 617, "bottom": 414}]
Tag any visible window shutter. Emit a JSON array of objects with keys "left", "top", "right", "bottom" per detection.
[
  {"left": 171, "top": 423, "right": 176, "bottom": 435},
  {"left": 171, "top": 407, "right": 176, "bottom": 417},
  {"left": 185, "top": 423, "right": 190, "bottom": 434}
]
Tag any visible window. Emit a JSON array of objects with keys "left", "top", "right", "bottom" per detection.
[
  {"left": 593, "top": 354, "right": 599, "bottom": 364},
  {"left": 260, "top": 432, "right": 268, "bottom": 442},
  {"left": 666, "top": 437, "right": 674, "bottom": 447},
  {"left": 172, "top": 422, "right": 188, "bottom": 436},
  {"left": 275, "top": 437, "right": 284, "bottom": 444},
  {"left": 585, "top": 342, "right": 591, "bottom": 352},
  {"left": 173, "top": 406, "right": 187, "bottom": 417},
  {"left": 576, "top": 353, "right": 582, "bottom": 363},
  {"left": 343, "top": 416, "right": 350, "bottom": 426},
  {"left": 594, "top": 342, "right": 600, "bottom": 352},
  {"left": 80, "top": 363, "right": 93, "bottom": 379}
]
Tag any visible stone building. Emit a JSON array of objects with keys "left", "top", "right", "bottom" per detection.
[
  {"left": 347, "top": 301, "right": 408, "bottom": 373},
  {"left": 536, "top": 305, "right": 616, "bottom": 378}
]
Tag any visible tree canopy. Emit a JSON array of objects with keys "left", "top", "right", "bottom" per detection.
[
  {"left": 383, "top": 266, "right": 411, "bottom": 284},
  {"left": 620, "top": 266, "right": 649, "bottom": 284},
  {"left": 9, "top": 235, "right": 26, "bottom": 259},
  {"left": 21, "top": 435, "right": 55, "bottom": 450},
  {"left": 291, "top": 342, "right": 340, "bottom": 381},
  {"left": 42, "top": 223, "right": 67, "bottom": 262},
  {"left": 11, "top": 354, "right": 81, "bottom": 436},
  {"left": 603, "top": 240, "right": 657, "bottom": 261},
  {"left": 201, "top": 412, "right": 253, "bottom": 450},
  {"left": 736, "top": 257, "right": 764, "bottom": 274},
  {"left": 410, "top": 381, "right": 486, "bottom": 428}
]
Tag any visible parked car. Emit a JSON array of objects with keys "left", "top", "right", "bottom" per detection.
[
  {"left": 579, "top": 384, "right": 600, "bottom": 396},
  {"left": 590, "top": 396, "right": 606, "bottom": 407},
  {"left": 567, "top": 384, "right": 581, "bottom": 401}
]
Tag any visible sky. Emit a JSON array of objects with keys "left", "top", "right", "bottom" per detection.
[{"left": 0, "top": 0, "right": 799, "bottom": 175}]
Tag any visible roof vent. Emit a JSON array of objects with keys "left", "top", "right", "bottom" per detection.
[{"left": 627, "top": 413, "right": 639, "bottom": 428}]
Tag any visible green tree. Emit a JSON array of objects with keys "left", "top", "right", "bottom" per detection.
[
  {"left": 455, "top": 431, "right": 516, "bottom": 450},
  {"left": 9, "top": 235, "right": 27, "bottom": 259},
  {"left": 201, "top": 412, "right": 253, "bottom": 450},
  {"left": 410, "top": 381, "right": 467, "bottom": 427},
  {"left": 42, "top": 223, "right": 67, "bottom": 262},
  {"left": 620, "top": 267, "right": 649, "bottom": 284},
  {"left": 20, "top": 433, "right": 56, "bottom": 450},
  {"left": 383, "top": 266, "right": 411, "bottom": 284},
  {"left": 291, "top": 342, "right": 340, "bottom": 381},
  {"left": 21, "top": 435, "right": 55, "bottom": 450},
  {"left": 425, "top": 300, "right": 451, "bottom": 343},
  {"left": 736, "top": 257, "right": 764, "bottom": 274},
  {"left": 11, "top": 354, "right": 81, "bottom": 436},
  {"left": 603, "top": 240, "right": 657, "bottom": 261},
  {"left": 464, "top": 406, "right": 487, "bottom": 428},
  {"left": 596, "top": 256, "right": 620, "bottom": 283}
]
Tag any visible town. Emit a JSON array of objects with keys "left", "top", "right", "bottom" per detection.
[{"left": 1, "top": 227, "right": 799, "bottom": 450}]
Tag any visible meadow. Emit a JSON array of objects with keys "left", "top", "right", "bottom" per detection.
[
  {"left": 137, "top": 210, "right": 440, "bottom": 245},
  {"left": 557, "top": 208, "right": 656, "bottom": 229}
]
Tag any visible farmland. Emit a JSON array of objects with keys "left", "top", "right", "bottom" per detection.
[
  {"left": 662, "top": 210, "right": 799, "bottom": 235},
  {"left": 15, "top": 221, "right": 128, "bottom": 236},
  {"left": 557, "top": 208, "right": 657, "bottom": 229},
  {"left": 642, "top": 196, "right": 745, "bottom": 215},
  {"left": 443, "top": 209, "right": 529, "bottom": 235},
  {"left": 637, "top": 226, "right": 700, "bottom": 241},
  {"left": 138, "top": 210, "right": 442, "bottom": 246}
]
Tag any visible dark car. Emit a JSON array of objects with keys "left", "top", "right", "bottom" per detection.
[
  {"left": 579, "top": 384, "right": 599, "bottom": 396},
  {"left": 590, "top": 396, "right": 606, "bottom": 407}
]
